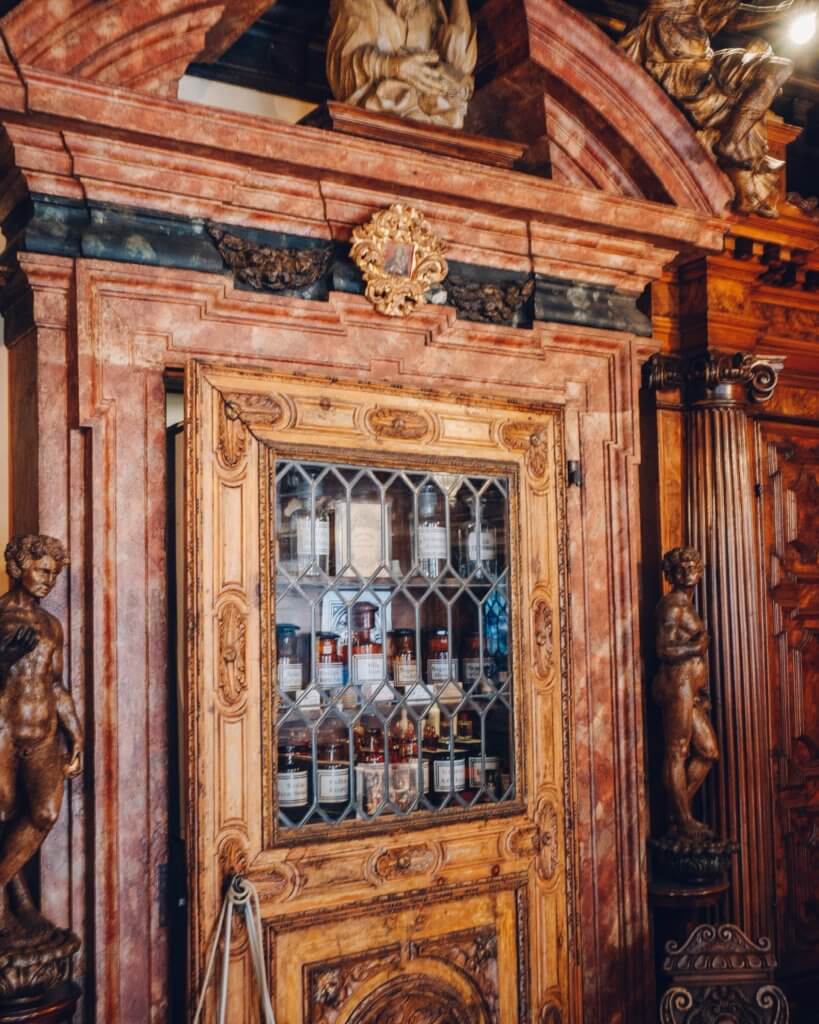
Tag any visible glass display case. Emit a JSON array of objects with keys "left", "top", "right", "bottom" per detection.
[{"left": 273, "top": 457, "right": 515, "bottom": 828}]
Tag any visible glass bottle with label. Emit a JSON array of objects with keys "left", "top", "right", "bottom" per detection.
[
  {"left": 276, "top": 624, "right": 303, "bottom": 696},
  {"left": 292, "top": 500, "right": 330, "bottom": 576},
  {"left": 391, "top": 628, "right": 418, "bottom": 689},
  {"left": 462, "top": 495, "right": 496, "bottom": 578},
  {"left": 462, "top": 632, "right": 496, "bottom": 693},
  {"left": 416, "top": 483, "right": 447, "bottom": 578},
  {"left": 351, "top": 602, "right": 384, "bottom": 701},
  {"left": 316, "top": 720, "right": 350, "bottom": 820},
  {"left": 431, "top": 745, "right": 467, "bottom": 805},
  {"left": 277, "top": 723, "right": 312, "bottom": 821},
  {"left": 356, "top": 718, "right": 386, "bottom": 818},
  {"left": 316, "top": 631, "right": 345, "bottom": 695},
  {"left": 427, "top": 628, "right": 457, "bottom": 693}
]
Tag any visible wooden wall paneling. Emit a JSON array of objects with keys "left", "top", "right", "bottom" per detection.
[{"left": 757, "top": 419, "right": 819, "bottom": 1013}]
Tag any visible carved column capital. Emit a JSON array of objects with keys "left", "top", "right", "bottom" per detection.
[{"left": 645, "top": 349, "right": 784, "bottom": 408}]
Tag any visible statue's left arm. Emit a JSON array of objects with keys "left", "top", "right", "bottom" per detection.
[{"left": 51, "top": 635, "right": 83, "bottom": 777}]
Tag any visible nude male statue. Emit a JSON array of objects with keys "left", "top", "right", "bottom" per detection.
[
  {"left": 0, "top": 535, "right": 82, "bottom": 941},
  {"left": 654, "top": 547, "right": 718, "bottom": 839}
]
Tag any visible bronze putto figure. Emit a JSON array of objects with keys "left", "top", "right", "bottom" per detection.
[
  {"left": 326, "top": 0, "right": 478, "bottom": 129},
  {"left": 0, "top": 535, "right": 82, "bottom": 997}
]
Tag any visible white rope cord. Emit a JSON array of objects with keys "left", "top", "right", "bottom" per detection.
[{"left": 192, "top": 875, "right": 277, "bottom": 1024}]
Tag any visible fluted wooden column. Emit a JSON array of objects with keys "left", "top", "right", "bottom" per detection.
[{"left": 648, "top": 350, "right": 782, "bottom": 940}]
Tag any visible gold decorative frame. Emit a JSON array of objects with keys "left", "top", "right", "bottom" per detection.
[{"left": 350, "top": 204, "right": 448, "bottom": 318}]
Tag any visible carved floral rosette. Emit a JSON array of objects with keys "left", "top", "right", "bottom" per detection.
[{"left": 350, "top": 204, "right": 448, "bottom": 318}]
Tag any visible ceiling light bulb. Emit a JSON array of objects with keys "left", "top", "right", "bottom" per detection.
[{"left": 789, "top": 9, "right": 817, "bottom": 44}]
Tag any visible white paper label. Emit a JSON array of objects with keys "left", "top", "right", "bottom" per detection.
[
  {"left": 428, "top": 658, "right": 455, "bottom": 683},
  {"left": 469, "top": 756, "right": 500, "bottom": 787},
  {"left": 318, "top": 767, "right": 349, "bottom": 803},
  {"left": 317, "top": 663, "right": 345, "bottom": 688},
  {"left": 278, "top": 662, "right": 303, "bottom": 691},
  {"left": 418, "top": 524, "right": 447, "bottom": 559},
  {"left": 394, "top": 660, "right": 418, "bottom": 684},
  {"left": 463, "top": 658, "right": 495, "bottom": 684},
  {"left": 353, "top": 654, "right": 384, "bottom": 683},
  {"left": 278, "top": 770, "right": 308, "bottom": 807},
  {"left": 296, "top": 516, "right": 329, "bottom": 557},
  {"left": 434, "top": 758, "right": 466, "bottom": 793},
  {"left": 468, "top": 529, "right": 496, "bottom": 561}
]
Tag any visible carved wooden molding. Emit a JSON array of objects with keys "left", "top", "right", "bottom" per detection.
[
  {"left": 499, "top": 422, "right": 550, "bottom": 489},
  {"left": 350, "top": 204, "right": 448, "bottom": 318},
  {"left": 307, "top": 947, "right": 402, "bottom": 1024},
  {"left": 531, "top": 592, "right": 554, "bottom": 680},
  {"left": 367, "top": 843, "right": 441, "bottom": 884},
  {"left": 208, "top": 225, "right": 334, "bottom": 293},
  {"left": 217, "top": 601, "right": 247, "bottom": 708},
  {"left": 444, "top": 275, "right": 534, "bottom": 325},
  {"left": 364, "top": 406, "right": 433, "bottom": 442},
  {"left": 408, "top": 926, "right": 499, "bottom": 1020},
  {"left": 533, "top": 799, "right": 559, "bottom": 882},
  {"left": 645, "top": 349, "right": 783, "bottom": 406}
]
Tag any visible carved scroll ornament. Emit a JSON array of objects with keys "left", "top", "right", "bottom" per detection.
[
  {"left": 499, "top": 422, "right": 550, "bottom": 487},
  {"left": 444, "top": 275, "right": 534, "bottom": 325},
  {"left": 208, "top": 225, "right": 334, "bottom": 292},
  {"left": 365, "top": 406, "right": 432, "bottom": 442},
  {"left": 350, "top": 204, "right": 448, "bottom": 318},
  {"left": 645, "top": 349, "right": 783, "bottom": 406},
  {"left": 532, "top": 596, "right": 554, "bottom": 679},
  {"left": 217, "top": 601, "right": 247, "bottom": 707}
]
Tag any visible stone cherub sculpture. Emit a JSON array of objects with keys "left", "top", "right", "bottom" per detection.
[
  {"left": 653, "top": 547, "right": 718, "bottom": 839},
  {"left": 621, "top": 0, "right": 794, "bottom": 217},
  {"left": 326, "top": 0, "right": 478, "bottom": 129},
  {"left": 0, "top": 536, "right": 82, "bottom": 995}
]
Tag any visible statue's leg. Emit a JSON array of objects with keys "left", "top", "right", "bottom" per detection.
[
  {"left": 660, "top": 691, "right": 694, "bottom": 833},
  {"left": 715, "top": 56, "right": 793, "bottom": 168},
  {"left": 687, "top": 705, "right": 719, "bottom": 803},
  {"left": 0, "top": 740, "right": 64, "bottom": 893},
  {"left": 0, "top": 730, "right": 17, "bottom": 928}
]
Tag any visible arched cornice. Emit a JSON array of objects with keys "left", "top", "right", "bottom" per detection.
[
  {"left": 469, "top": 0, "right": 734, "bottom": 216},
  {"left": 0, "top": 0, "right": 271, "bottom": 99}
]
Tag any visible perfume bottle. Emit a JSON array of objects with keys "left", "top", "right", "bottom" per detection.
[{"left": 416, "top": 483, "right": 447, "bottom": 578}]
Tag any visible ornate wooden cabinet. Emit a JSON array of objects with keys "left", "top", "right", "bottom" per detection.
[
  {"left": 185, "top": 362, "right": 572, "bottom": 1022},
  {"left": 758, "top": 421, "right": 819, "bottom": 1006}
]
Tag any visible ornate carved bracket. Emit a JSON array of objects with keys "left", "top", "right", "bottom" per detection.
[
  {"left": 208, "top": 225, "right": 334, "bottom": 293},
  {"left": 443, "top": 274, "right": 534, "bottom": 326},
  {"left": 645, "top": 349, "right": 784, "bottom": 407}
]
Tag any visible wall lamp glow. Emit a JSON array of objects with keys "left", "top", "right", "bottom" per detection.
[{"left": 789, "top": 9, "right": 817, "bottom": 43}]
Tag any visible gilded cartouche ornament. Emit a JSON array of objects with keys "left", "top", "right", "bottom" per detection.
[
  {"left": 326, "top": 0, "right": 477, "bottom": 130},
  {"left": 350, "top": 204, "right": 448, "bottom": 317},
  {"left": 0, "top": 536, "right": 82, "bottom": 998},
  {"left": 621, "top": 0, "right": 793, "bottom": 217}
]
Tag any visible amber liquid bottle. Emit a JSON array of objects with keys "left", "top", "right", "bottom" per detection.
[
  {"left": 277, "top": 724, "right": 312, "bottom": 822},
  {"left": 316, "top": 721, "right": 350, "bottom": 820}
]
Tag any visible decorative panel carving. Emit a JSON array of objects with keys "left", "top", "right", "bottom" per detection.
[
  {"left": 499, "top": 422, "right": 551, "bottom": 490},
  {"left": 759, "top": 424, "right": 819, "bottom": 994},
  {"left": 364, "top": 406, "right": 433, "bottom": 442},
  {"left": 531, "top": 592, "right": 554, "bottom": 680},
  {"left": 408, "top": 926, "right": 499, "bottom": 1020},
  {"left": 367, "top": 843, "right": 442, "bottom": 884},
  {"left": 217, "top": 601, "right": 247, "bottom": 708},
  {"left": 348, "top": 980, "right": 475, "bottom": 1024},
  {"left": 306, "top": 947, "right": 402, "bottom": 1024}
]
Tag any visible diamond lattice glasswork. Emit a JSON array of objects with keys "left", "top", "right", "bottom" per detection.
[{"left": 274, "top": 458, "right": 515, "bottom": 829}]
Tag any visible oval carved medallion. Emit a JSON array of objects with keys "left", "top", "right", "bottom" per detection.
[{"left": 348, "top": 977, "right": 476, "bottom": 1024}]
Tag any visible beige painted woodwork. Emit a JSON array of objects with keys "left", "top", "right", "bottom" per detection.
[{"left": 186, "top": 362, "right": 572, "bottom": 1023}]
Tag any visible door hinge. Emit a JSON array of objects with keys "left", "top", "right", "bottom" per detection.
[{"left": 567, "top": 460, "right": 582, "bottom": 488}]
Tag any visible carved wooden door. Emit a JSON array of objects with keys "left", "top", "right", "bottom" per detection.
[
  {"left": 186, "top": 361, "right": 573, "bottom": 1023},
  {"left": 758, "top": 422, "right": 819, "bottom": 1009}
]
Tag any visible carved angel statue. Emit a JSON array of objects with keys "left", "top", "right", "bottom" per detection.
[
  {"left": 326, "top": 0, "right": 478, "bottom": 129},
  {"left": 621, "top": 0, "right": 794, "bottom": 216}
]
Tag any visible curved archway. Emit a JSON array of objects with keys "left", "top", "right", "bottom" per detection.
[{"left": 346, "top": 974, "right": 489, "bottom": 1024}]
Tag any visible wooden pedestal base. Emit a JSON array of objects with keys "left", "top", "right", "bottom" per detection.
[{"left": 0, "top": 984, "right": 80, "bottom": 1023}]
